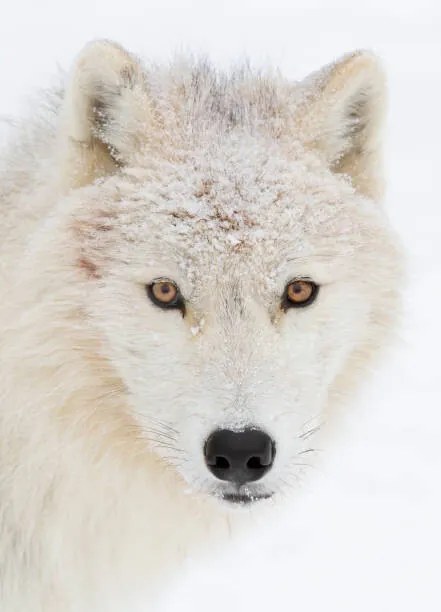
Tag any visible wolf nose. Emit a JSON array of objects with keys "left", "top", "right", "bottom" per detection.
[{"left": 204, "top": 429, "right": 275, "bottom": 485}]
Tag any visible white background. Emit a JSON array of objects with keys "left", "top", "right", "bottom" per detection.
[{"left": 1, "top": 2, "right": 440, "bottom": 610}]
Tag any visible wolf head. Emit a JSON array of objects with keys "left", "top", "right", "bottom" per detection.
[{"left": 59, "top": 41, "right": 401, "bottom": 506}]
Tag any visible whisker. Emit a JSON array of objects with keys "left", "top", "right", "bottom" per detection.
[
  {"left": 298, "top": 424, "right": 322, "bottom": 440},
  {"left": 143, "top": 428, "right": 178, "bottom": 442},
  {"left": 147, "top": 415, "right": 179, "bottom": 434},
  {"left": 151, "top": 442, "right": 185, "bottom": 453}
]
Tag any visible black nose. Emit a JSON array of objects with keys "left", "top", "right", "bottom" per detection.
[{"left": 204, "top": 429, "right": 275, "bottom": 485}]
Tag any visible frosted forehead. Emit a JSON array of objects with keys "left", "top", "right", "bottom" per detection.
[{"left": 123, "top": 135, "right": 358, "bottom": 276}]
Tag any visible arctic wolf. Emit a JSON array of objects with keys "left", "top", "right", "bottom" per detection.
[{"left": 0, "top": 40, "right": 402, "bottom": 610}]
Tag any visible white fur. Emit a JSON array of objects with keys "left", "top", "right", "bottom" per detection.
[{"left": 0, "top": 41, "right": 402, "bottom": 611}]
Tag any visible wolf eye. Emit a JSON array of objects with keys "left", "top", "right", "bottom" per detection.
[
  {"left": 147, "top": 279, "right": 185, "bottom": 314},
  {"left": 282, "top": 279, "right": 318, "bottom": 309}
]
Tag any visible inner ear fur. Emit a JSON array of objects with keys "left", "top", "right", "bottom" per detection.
[
  {"left": 59, "top": 40, "right": 153, "bottom": 187},
  {"left": 297, "top": 51, "right": 387, "bottom": 200}
]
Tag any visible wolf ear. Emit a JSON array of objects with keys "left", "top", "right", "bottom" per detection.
[
  {"left": 59, "top": 40, "right": 153, "bottom": 187},
  {"left": 298, "top": 51, "right": 386, "bottom": 200}
]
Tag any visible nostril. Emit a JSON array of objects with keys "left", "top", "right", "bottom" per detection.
[
  {"left": 215, "top": 456, "right": 230, "bottom": 469},
  {"left": 246, "top": 456, "right": 263, "bottom": 470}
]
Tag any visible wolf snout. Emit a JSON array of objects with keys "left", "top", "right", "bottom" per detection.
[{"left": 204, "top": 429, "right": 275, "bottom": 485}]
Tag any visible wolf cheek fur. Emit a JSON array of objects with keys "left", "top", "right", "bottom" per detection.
[{"left": 0, "top": 40, "right": 402, "bottom": 610}]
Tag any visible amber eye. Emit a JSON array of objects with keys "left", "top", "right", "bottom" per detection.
[
  {"left": 147, "top": 279, "right": 185, "bottom": 314},
  {"left": 283, "top": 279, "right": 318, "bottom": 309}
]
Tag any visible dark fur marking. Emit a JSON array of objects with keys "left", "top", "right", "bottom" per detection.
[{"left": 78, "top": 257, "right": 100, "bottom": 279}]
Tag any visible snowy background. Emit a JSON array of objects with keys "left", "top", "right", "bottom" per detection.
[{"left": 1, "top": 1, "right": 440, "bottom": 610}]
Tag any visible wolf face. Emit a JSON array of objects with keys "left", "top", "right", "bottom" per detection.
[{"left": 62, "top": 41, "right": 401, "bottom": 506}]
